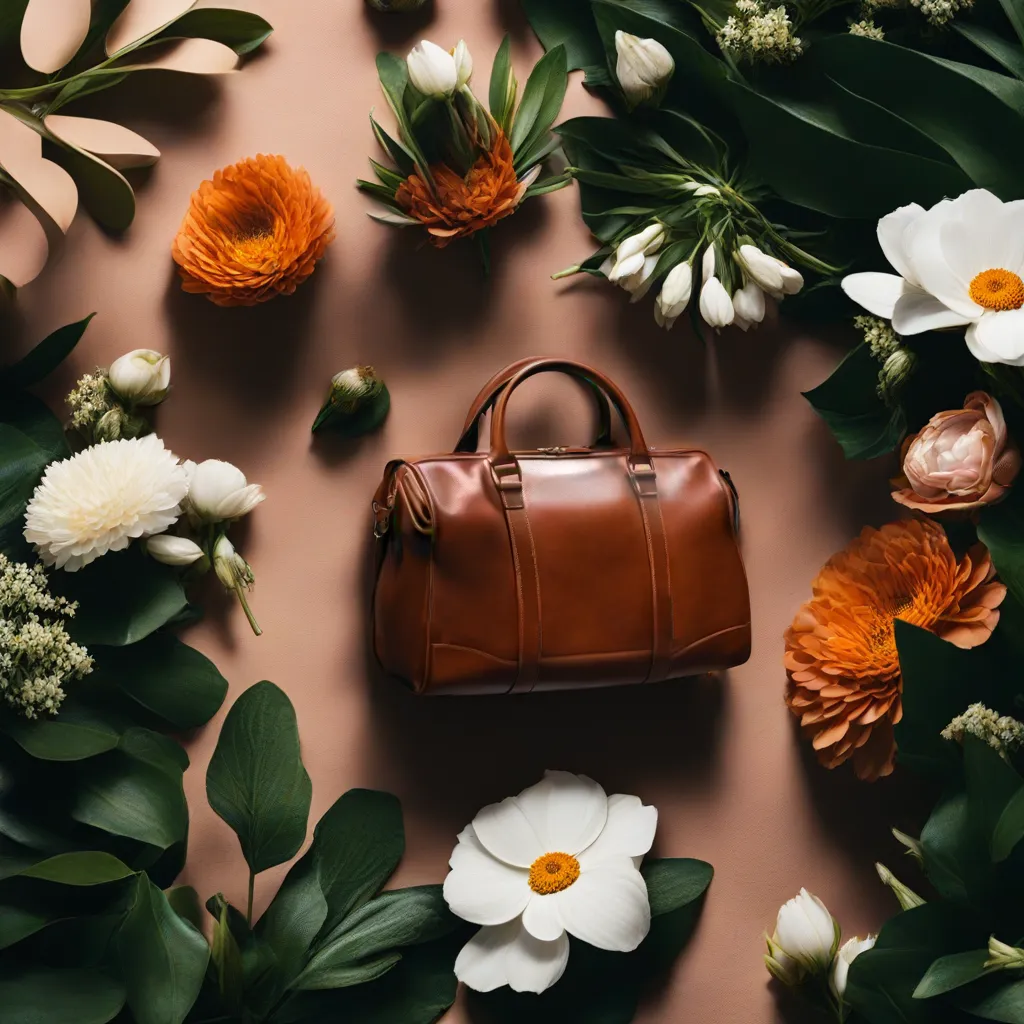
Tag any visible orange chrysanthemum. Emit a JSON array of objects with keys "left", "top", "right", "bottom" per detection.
[
  {"left": 172, "top": 154, "right": 335, "bottom": 307},
  {"left": 784, "top": 519, "right": 1005, "bottom": 781},
  {"left": 395, "top": 131, "right": 526, "bottom": 247}
]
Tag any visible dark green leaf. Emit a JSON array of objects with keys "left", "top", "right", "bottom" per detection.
[
  {"left": 963, "top": 734, "right": 1024, "bottom": 858},
  {"left": 914, "top": 949, "right": 995, "bottom": 998},
  {"left": 510, "top": 45, "right": 568, "bottom": 168},
  {"left": 0, "top": 965, "right": 125, "bottom": 1024},
  {"left": 490, "top": 35, "right": 517, "bottom": 135},
  {"left": 642, "top": 858, "right": 714, "bottom": 916},
  {"left": 153, "top": 7, "right": 272, "bottom": 54},
  {"left": 0, "top": 903, "right": 53, "bottom": 949},
  {"left": 116, "top": 875, "right": 209, "bottom": 1024},
  {"left": 94, "top": 634, "right": 227, "bottom": 729},
  {"left": 520, "top": 0, "right": 605, "bottom": 72},
  {"left": 165, "top": 885, "right": 203, "bottom": 932},
  {"left": 0, "top": 423, "right": 58, "bottom": 530},
  {"left": 994, "top": 787, "right": 1024, "bottom": 862},
  {"left": 375, "top": 52, "right": 431, "bottom": 183},
  {"left": 211, "top": 900, "right": 245, "bottom": 1011},
  {"left": 293, "top": 951, "right": 402, "bottom": 991},
  {"left": 49, "top": 144, "right": 135, "bottom": 231},
  {"left": 0, "top": 704, "right": 121, "bottom": 761},
  {"left": 18, "top": 851, "right": 134, "bottom": 885},
  {"left": 979, "top": 496, "right": 1024, "bottom": 608},
  {"left": 956, "top": 23, "right": 1024, "bottom": 80},
  {"left": 206, "top": 680, "right": 311, "bottom": 874},
  {"left": 957, "top": 976, "right": 1024, "bottom": 1021},
  {"left": 803, "top": 343, "right": 906, "bottom": 459},
  {"left": 370, "top": 115, "right": 415, "bottom": 177},
  {"left": 0, "top": 315, "right": 94, "bottom": 389}
]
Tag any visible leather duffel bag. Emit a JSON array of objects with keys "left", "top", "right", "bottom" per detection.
[{"left": 371, "top": 358, "right": 751, "bottom": 694}]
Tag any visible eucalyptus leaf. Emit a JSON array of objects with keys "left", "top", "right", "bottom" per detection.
[
  {"left": 206, "top": 680, "right": 312, "bottom": 875},
  {"left": 0, "top": 964, "right": 125, "bottom": 1024},
  {"left": 0, "top": 315, "right": 94, "bottom": 389}
]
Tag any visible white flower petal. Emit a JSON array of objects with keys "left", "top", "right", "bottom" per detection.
[
  {"left": 903, "top": 200, "right": 980, "bottom": 319},
  {"left": 444, "top": 829, "right": 531, "bottom": 926},
  {"left": 455, "top": 920, "right": 569, "bottom": 995},
  {"left": 966, "top": 310, "right": 1024, "bottom": 367},
  {"left": 841, "top": 272, "right": 908, "bottom": 319},
  {"left": 514, "top": 771, "right": 609, "bottom": 856},
  {"left": 522, "top": 894, "right": 565, "bottom": 942},
  {"left": 472, "top": 797, "right": 545, "bottom": 868},
  {"left": 555, "top": 859, "right": 650, "bottom": 952},
  {"left": 578, "top": 794, "right": 658, "bottom": 866},
  {"left": 891, "top": 289, "right": 972, "bottom": 335},
  {"left": 876, "top": 203, "right": 924, "bottom": 285}
]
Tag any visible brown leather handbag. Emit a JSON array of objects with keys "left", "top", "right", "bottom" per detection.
[{"left": 371, "top": 358, "right": 751, "bottom": 694}]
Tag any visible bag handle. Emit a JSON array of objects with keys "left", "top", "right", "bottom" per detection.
[
  {"left": 489, "top": 359, "right": 653, "bottom": 473},
  {"left": 454, "top": 358, "right": 614, "bottom": 453}
]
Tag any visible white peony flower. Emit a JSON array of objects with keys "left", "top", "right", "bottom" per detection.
[
  {"left": 655, "top": 262, "right": 693, "bottom": 329},
  {"left": 842, "top": 189, "right": 1024, "bottom": 366},
  {"left": 407, "top": 39, "right": 461, "bottom": 97},
  {"left": 614, "top": 31, "right": 674, "bottom": 109},
  {"left": 770, "top": 888, "right": 840, "bottom": 973},
  {"left": 107, "top": 349, "right": 171, "bottom": 406},
  {"left": 24, "top": 435, "right": 189, "bottom": 571},
  {"left": 444, "top": 771, "right": 657, "bottom": 994},
  {"left": 146, "top": 534, "right": 205, "bottom": 566},
  {"left": 831, "top": 934, "right": 875, "bottom": 999},
  {"left": 184, "top": 459, "right": 265, "bottom": 523}
]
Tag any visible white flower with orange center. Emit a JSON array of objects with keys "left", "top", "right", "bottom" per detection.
[
  {"left": 842, "top": 189, "right": 1024, "bottom": 366},
  {"left": 444, "top": 771, "right": 657, "bottom": 994}
]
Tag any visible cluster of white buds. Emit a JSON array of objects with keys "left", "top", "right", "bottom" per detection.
[{"left": 717, "top": 0, "right": 803, "bottom": 64}]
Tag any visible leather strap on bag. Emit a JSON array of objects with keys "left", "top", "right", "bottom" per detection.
[{"left": 485, "top": 358, "right": 674, "bottom": 691}]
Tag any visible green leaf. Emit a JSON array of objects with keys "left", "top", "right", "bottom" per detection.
[
  {"left": 957, "top": 977, "right": 1024, "bottom": 1021},
  {"left": 993, "top": 787, "right": 1024, "bottom": 861},
  {"left": 0, "top": 390, "right": 68, "bottom": 464},
  {"left": 0, "top": 423, "right": 58, "bottom": 530},
  {"left": 803, "top": 343, "right": 906, "bottom": 459},
  {"left": 375, "top": 52, "right": 431, "bottom": 185},
  {"left": 0, "top": 315, "right": 94, "bottom": 389},
  {"left": 18, "top": 851, "right": 134, "bottom": 885},
  {"left": 211, "top": 899, "right": 245, "bottom": 1011},
  {"left": 0, "top": 705, "right": 121, "bottom": 761},
  {"left": 642, "top": 858, "right": 713, "bottom": 917},
  {"left": 520, "top": 0, "right": 605, "bottom": 72},
  {"left": 153, "top": 7, "right": 272, "bottom": 54},
  {"left": 293, "top": 886, "right": 456, "bottom": 991},
  {"left": 293, "top": 951, "right": 402, "bottom": 992},
  {"left": 0, "top": 903, "right": 53, "bottom": 949},
  {"left": 117, "top": 875, "right": 210, "bottom": 1024},
  {"left": 956, "top": 23, "right": 1024, "bottom": 80},
  {"left": 206, "top": 680, "right": 312, "bottom": 874},
  {"left": 489, "top": 35, "right": 517, "bottom": 135},
  {"left": 59, "top": 548, "right": 188, "bottom": 647},
  {"left": 94, "top": 634, "right": 228, "bottom": 729},
  {"left": 0, "top": 965, "right": 125, "bottom": 1024},
  {"left": 165, "top": 885, "right": 203, "bottom": 932},
  {"left": 963, "top": 734, "right": 1024, "bottom": 855},
  {"left": 914, "top": 949, "right": 995, "bottom": 998},
  {"left": 49, "top": 143, "right": 135, "bottom": 231},
  {"left": 978, "top": 495, "right": 1024, "bottom": 608},
  {"left": 370, "top": 114, "right": 415, "bottom": 177},
  {"left": 510, "top": 45, "right": 568, "bottom": 167}
]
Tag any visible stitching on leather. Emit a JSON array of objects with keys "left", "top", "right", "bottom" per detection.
[
  {"left": 504, "top": 506, "right": 526, "bottom": 694},
  {"left": 431, "top": 643, "right": 518, "bottom": 667},
  {"left": 652, "top": 495, "right": 674, "bottom": 680},
  {"left": 634, "top": 491, "right": 660, "bottom": 683},
  {"left": 672, "top": 622, "right": 752, "bottom": 657},
  {"left": 518, "top": 501, "right": 543, "bottom": 694}
]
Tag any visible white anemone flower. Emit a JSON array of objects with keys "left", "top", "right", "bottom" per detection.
[
  {"left": 24, "top": 435, "right": 189, "bottom": 571},
  {"left": 444, "top": 771, "right": 657, "bottom": 994},
  {"left": 842, "top": 189, "right": 1024, "bottom": 366}
]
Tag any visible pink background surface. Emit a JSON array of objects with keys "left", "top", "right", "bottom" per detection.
[{"left": 5, "top": 2, "right": 928, "bottom": 1019}]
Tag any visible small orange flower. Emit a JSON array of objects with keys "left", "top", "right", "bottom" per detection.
[
  {"left": 784, "top": 519, "right": 1005, "bottom": 781},
  {"left": 172, "top": 154, "right": 335, "bottom": 307},
  {"left": 396, "top": 131, "right": 526, "bottom": 246}
]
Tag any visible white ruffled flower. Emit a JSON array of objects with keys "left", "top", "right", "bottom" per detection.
[
  {"left": 655, "top": 262, "right": 693, "bottom": 329},
  {"left": 733, "top": 280, "right": 767, "bottom": 330},
  {"left": 24, "top": 435, "right": 189, "bottom": 571},
  {"left": 146, "top": 534, "right": 205, "bottom": 567},
  {"left": 842, "top": 189, "right": 1024, "bottom": 366},
  {"left": 184, "top": 459, "right": 265, "bottom": 523},
  {"left": 107, "top": 349, "right": 171, "bottom": 406},
  {"left": 614, "top": 31, "right": 674, "bottom": 109},
  {"left": 445, "top": 771, "right": 657, "bottom": 995},
  {"left": 770, "top": 888, "right": 840, "bottom": 973},
  {"left": 831, "top": 935, "right": 876, "bottom": 999},
  {"left": 407, "top": 39, "right": 467, "bottom": 97}
]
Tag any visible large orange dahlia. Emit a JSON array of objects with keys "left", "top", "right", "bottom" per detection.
[
  {"left": 395, "top": 131, "right": 527, "bottom": 247},
  {"left": 172, "top": 155, "right": 335, "bottom": 307},
  {"left": 784, "top": 519, "right": 1005, "bottom": 781}
]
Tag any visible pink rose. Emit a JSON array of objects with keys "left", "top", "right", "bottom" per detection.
[{"left": 893, "top": 392, "right": 1021, "bottom": 514}]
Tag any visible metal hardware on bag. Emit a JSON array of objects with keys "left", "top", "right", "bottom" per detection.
[
  {"left": 630, "top": 458, "right": 658, "bottom": 497},
  {"left": 538, "top": 446, "right": 569, "bottom": 454},
  {"left": 372, "top": 480, "right": 397, "bottom": 539},
  {"left": 490, "top": 459, "right": 525, "bottom": 510}
]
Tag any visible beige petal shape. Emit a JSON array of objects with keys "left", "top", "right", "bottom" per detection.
[
  {"left": 115, "top": 37, "right": 238, "bottom": 74},
  {"left": 21, "top": 0, "right": 92, "bottom": 74},
  {"left": 106, "top": 0, "right": 196, "bottom": 55},
  {"left": 2, "top": 154, "right": 78, "bottom": 232},
  {"left": 0, "top": 197, "right": 49, "bottom": 288},
  {"left": 45, "top": 115, "right": 161, "bottom": 170},
  {"left": 0, "top": 107, "right": 42, "bottom": 165}
]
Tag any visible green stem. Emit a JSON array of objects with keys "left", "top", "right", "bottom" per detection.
[
  {"left": 246, "top": 871, "right": 255, "bottom": 926},
  {"left": 552, "top": 264, "right": 582, "bottom": 280},
  {"left": 234, "top": 584, "right": 262, "bottom": 637}
]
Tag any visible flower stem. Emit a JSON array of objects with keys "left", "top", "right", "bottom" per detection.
[
  {"left": 551, "top": 264, "right": 582, "bottom": 280},
  {"left": 246, "top": 871, "right": 255, "bottom": 926},
  {"left": 234, "top": 584, "right": 262, "bottom": 637}
]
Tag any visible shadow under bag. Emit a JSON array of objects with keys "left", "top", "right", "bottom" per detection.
[{"left": 371, "top": 357, "right": 751, "bottom": 695}]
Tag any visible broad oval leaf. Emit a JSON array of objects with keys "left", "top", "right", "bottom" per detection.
[
  {"left": 0, "top": 965, "right": 124, "bottom": 1023},
  {"left": 520, "top": 0, "right": 605, "bottom": 72},
  {"left": 914, "top": 949, "right": 994, "bottom": 998},
  {"left": 0, "top": 314, "right": 94, "bottom": 389},
  {"left": 207, "top": 680, "right": 312, "bottom": 874},
  {"left": 993, "top": 787, "right": 1024, "bottom": 861},
  {"left": 45, "top": 116, "right": 160, "bottom": 170},
  {"left": 153, "top": 7, "right": 273, "bottom": 54},
  {"left": 117, "top": 875, "right": 210, "bottom": 1024},
  {"left": 0, "top": 902, "right": 53, "bottom": 949},
  {"left": 292, "top": 951, "right": 402, "bottom": 992},
  {"left": 1, "top": 705, "right": 121, "bottom": 761},
  {"left": 106, "top": 0, "right": 196, "bottom": 54},
  {"left": 47, "top": 141, "right": 134, "bottom": 232},
  {"left": 641, "top": 858, "right": 714, "bottom": 917},
  {"left": 978, "top": 495, "right": 1024, "bottom": 608},
  {"left": 18, "top": 850, "right": 134, "bottom": 885},
  {"left": 20, "top": 0, "right": 91, "bottom": 73}
]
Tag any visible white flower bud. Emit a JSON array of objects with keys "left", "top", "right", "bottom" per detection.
[
  {"left": 693, "top": 184, "right": 720, "bottom": 197},
  {"left": 452, "top": 39, "right": 473, "bottom": 89},
  {"left": 107, "top": 349, "right": 170, "bottom": 406},
  {"left": 614, "top": 31, "right": 674, "bottom": 109},
  {"left": 737, "top": 244, "right": 784, "bottom": 295},
  {"left": 608, "top": 251, "right": 646, "bottom": 284},
  {"left": 146, "top": 534, "right": 205, "bottom": 567},
  {"left": 185, "top": 459, "right": 265, "bottom": 523},
  {"left": 764, "top": 932, "right": 805, "bottom": 987},
  {"left": 699, "top": 276, "right": 735, "bottom": 328},
  {"left": 771, "top": 255, "right": 805, "bottom": 295},
  {"left": 407, "top": 39, "right": 459, "bottom": 97},
  {"left": 624, "top": 256, "right": 660, "bottom": 302},
  {"left": 702, "top": 245, "right": 716, "bottom": 283},
  {"left": 614, "top": 223, "right": 665, "bottom": 265},
  {"left": 732, "top": 280, "right": 766, "bottom": 330},
  {"left": 654, "top": 261, "right": 693, "bottom": 329},
  {"left": 831, "top": 935, "right": 875, "bottom": 999},
  {"left": 771, "top": 889, "right": 840, "bottom": 973},
  {"left": 213, "top": 534, "right": 253, "bottom": 591}
]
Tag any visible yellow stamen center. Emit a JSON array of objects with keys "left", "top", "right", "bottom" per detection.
[
  {"left": 231, "top": 230, "right": 279, "bottom": 269},
  {"left": 528, "top": 852, "right": 581, "bottom": 895},
  {"left": 969, "top": 268, "right": 1024, "bottom": 311}
]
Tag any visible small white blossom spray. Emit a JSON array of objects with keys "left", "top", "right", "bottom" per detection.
[
  {"left": 717, "top": 0, "right": 803, "bottom": 64},
  {"left": 942, "top": 703, "right": 1024, "bottom": 759}
]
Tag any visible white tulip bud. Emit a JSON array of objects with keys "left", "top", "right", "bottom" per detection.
[
  {"left": 624, "top": 256, "right": 660, "bottom": 302},
  {"left": 614, "top": 31, "right": 674, "bottom": 109},
  {"left": 764, "top": 932, "right": 805, "bottom": 987},
  {"left": 693, "top": 184, "right": 720, "bottom": 197},
  {"left": 771, "top": 255, "right": 805, "bottom": 295},
  {"left": 452, "top": 39, "right": 473, "bottom": 89},
  {"left": 146, "top": 534, "right": 205, "bottom": 567},
  {"left": 107, "top": 349, "right": 170, "bottom": 406},
  {"left": 702, "top": 245, "right": 716, "bottom": 283},
  {"left": 185, "top": 459, "right": 265, "bottom": 523},
  {"left": 771, "top": 889, "right": 840, "bottom": 973},
  {"left": 654, "top": 261, "right": 693, "bottom": 329},
  {"left": 732, "top": 280, "right": 766, "bottom": 330},
  {"left": 614, "top": 223, "right": 665, "bottom": 266},
  {"left": 407, "top": 39, "right": 459, "bottom": 97},
  {"left": 736, "top": 244, "right": 784, "bottom": 295},
  {"left": 831, "top": 935, "right": 875, "bottom": 1000},
  {"left": 609, "top": 251, "right": 646, "bottom": 284},
  {"left": 699, "top": 276, "right": 735, "bottom": 328},
  {"left": 986, "top": 936, "right": 1024, "bottom": 971}
]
